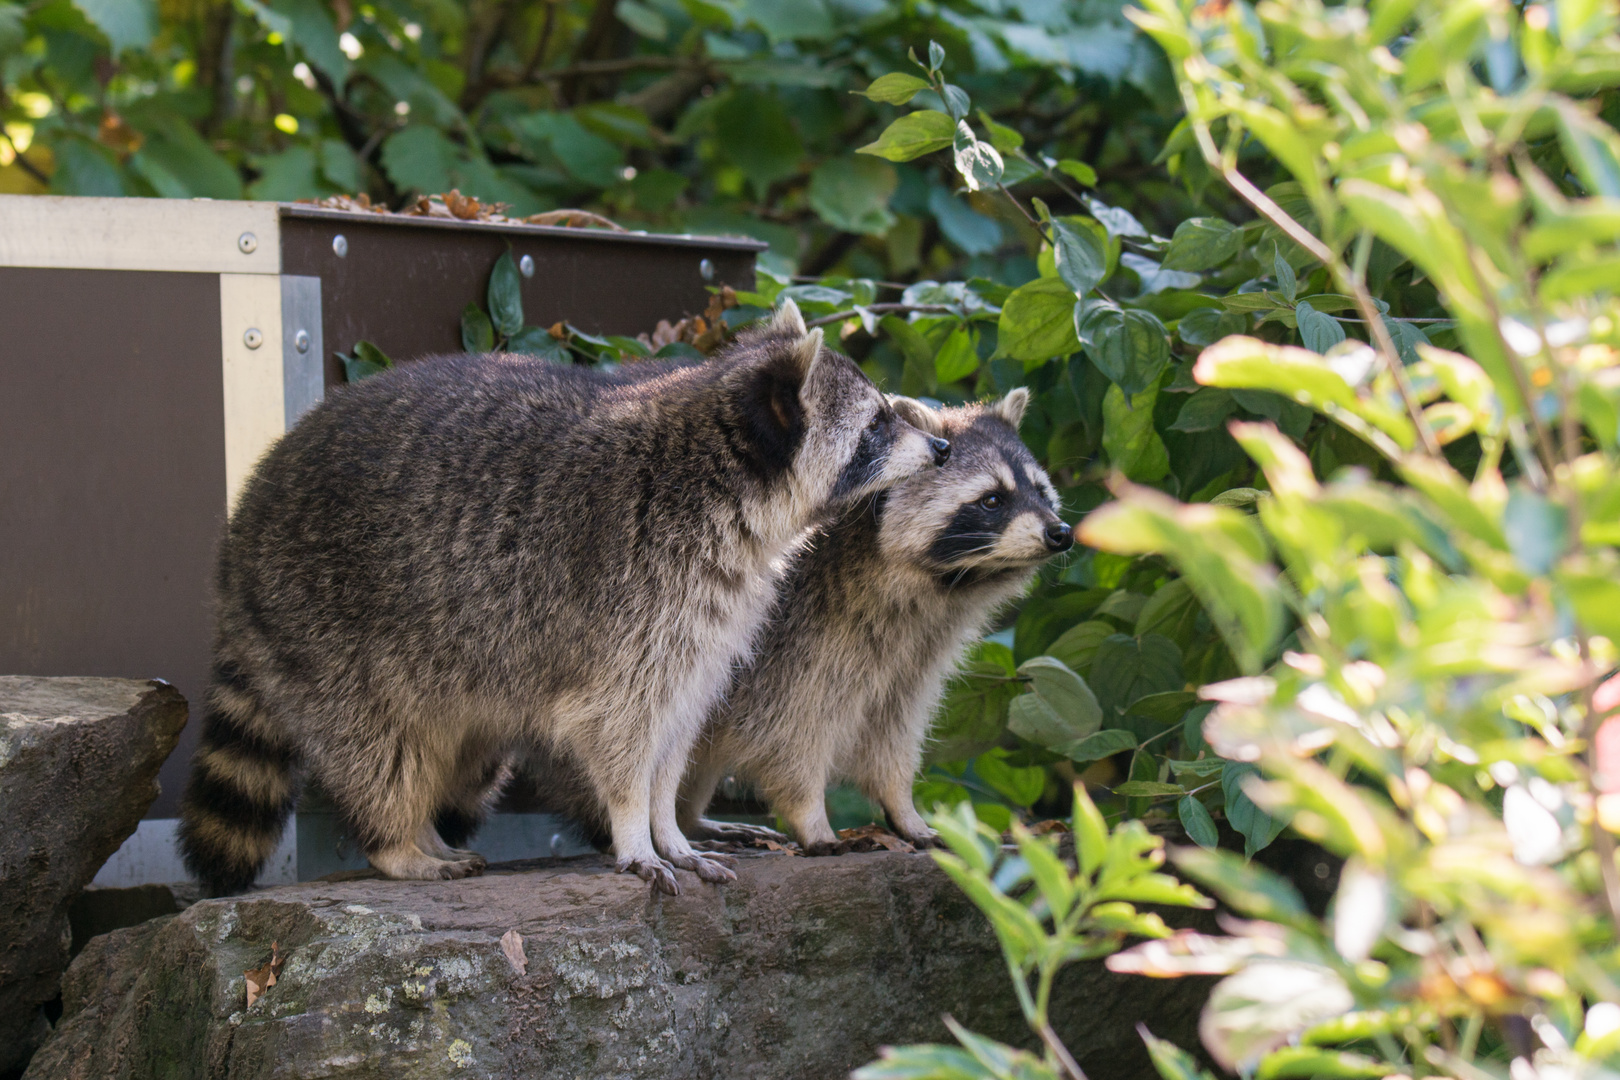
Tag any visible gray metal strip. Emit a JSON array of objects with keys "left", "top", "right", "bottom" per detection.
[{"left": 280, "top": 275, "right": 324, "bottom": 430}]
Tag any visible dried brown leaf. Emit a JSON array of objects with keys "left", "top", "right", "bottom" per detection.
[
  {"left": 243, "top": 941, "right": 287, "bottom": 1008},
  {"left": 500, "top": 928, "right": 527, "bottom": 976}
]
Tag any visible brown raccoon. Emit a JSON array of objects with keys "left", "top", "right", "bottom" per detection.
[{"left": 177, "top": 301, "right": 948, "bottom": 895}]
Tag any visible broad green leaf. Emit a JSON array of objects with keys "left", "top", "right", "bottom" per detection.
[
  {"left": 1162, "top": 217, "right": 1240, "bottom": 271},
  {"left": 1114, "top": 781, "right": 1187, "bottom": 797},
  {"left": 340, "top": 340, "right": 393, "bottom": 382},
  {"left": 852, "top": 1043, "right": 999, "bottom": 1080},
  {"left": 74, "top": 0, "right": 156, "bottom": 53},
  {"left": 1047, "top": 619, "right": 1114, "bottom": 673},
  {"left": 1057, "top": 158, "right": 1098, "bottom": 186},
  {"left": 1102, "top": 384, "right": 1171, "bottom": 482},
  {"left": 268, "top": 0, "right": 350, "bottom": 80},
  {"left": 739, "top": 0, "right": 833, "bottom": 42},
  {"left": 1058, "top": 728, "right": 1138, "bottom": 763},
  {"left": 1255, "top": 1047, "right": 1391, "bottom": 1080},
  {"left": 716, "top": 90, "right": 803, "bottom": 194},
  {"left": 976, "top": 109, "right": 1024, "bottom": 152},
  {"left": 1139, "top": 1027, "right": 1218, "bottom": 1080},
  {"left": 1177, "top": 308, "right": 1247, "bottom": 348},
  {"left": 507, "top": 326, "right": 569, "bottom": 362},
  {"left": 1034, "top": 200, "right": 1107, "bottom": 296},
  {"left": 1503, "top": 487, "right": 1568, "bottom": 575},
  {"left": 1168, "top": 846, "right": 1313, "bottom": 929},
  {"left": 1272, "top": 250, "right": 1297, "bottom": 302},
  {"left": 1556, "top": 100, "right": 1620, "bottom": 199},
  {"left": 1079, "top": 485, "right": 1284, "bottom": 674},
  {"left": 952, "top": 122, "right": 1004, "bottom": 191},
  {"left": 1178, "top": 796, "right": 1219, "bottom": 849},
  {"left": 1072, "top": 781, "right": 1109, "bottom": 878},
  {"left": 1014, "top": 827, "right": 1075, "bottom": 920},
  {"left": 1558, "top": 556, "right": 1620, "bottom": 643},
  {"left": 615, "top": 0, "right": 668, "bottom": 39},
  {"left": 931, "top": 642, "right": 1020, "bottom": 762},
  {"left": 1294, "top": 300, "right": 1345, "bottom": 355},
  {"left": 855, "top": 73, "right": 933, "bottom": 105},
  {"left": 997, "top": 277, "right": 1081, "bottom": 365},
  {"left": 974, "top": 748, "right": 1047, "bottom": 807},
  {"left": 1090, "top": 633, "right": 1184, "bottom": 717},
  {"left": 488, "top": 253, "right": 524, "bottom": 337},
  {"left": 1224, "top": 761, "right": 1288, "bottom": 857},
  {"left": 0, "top": 4, "right": 24, "bottom": 56},
  {"left": 808, "top": 155, "right": 898, "bottom": 235},
  {"left": 934, "top": 327, "right": 980, "bottom": 383},
  {"left": 941, "top": 84, "right": 970, "bottom": 122},
  {"left": 381, "top": 125, "right": 459, "bottom": 195},
  {"left": 461, "top": 303, "right": 495, "bottom": 353},
  {"left": 1080, "top": 303, "right": 1170, "bottom": 396},
  {"left": 1016, "top": 655, "right": 1103, "bottom": 740},
  {"left": 1195, "top": 336, "right": 1415, "bottom": 453},
  {"left": 1170, "top": 387, "right": 1237, "bottom": 432},
  {"left": 857, "top": 110, "right": 956, "bottom": 162},
  {"left": 1125, "top": 690, "right": 1199, "bottom": 726}
]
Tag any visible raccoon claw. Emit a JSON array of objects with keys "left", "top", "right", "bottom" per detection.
[
  {"left": 618, "top": 855, "right": 681, "bottom": 895},
  {"left": 898, "top": 829, "right": 942, "bottom": 850},
  {"left": 802, "top": 840, "right": 849, "bottom": 858},
  {"left": 668, "top": 851, "right": 738, "bottom": 884},
  {"left": 689, "top": 819, "right": 788, "bottom": 844}
]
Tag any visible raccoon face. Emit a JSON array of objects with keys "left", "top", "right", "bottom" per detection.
[
  {"left": 879, "top": 390, "right": 1073, "bottom": 582},
  {"left": 736, "top": 301, "right": 946, "bottom": 510}
]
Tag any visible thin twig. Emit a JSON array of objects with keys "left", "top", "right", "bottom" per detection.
[
  {"left": 1188, "top": 118, "right": 1442, "bottom": 457},
  {"left": 519, "top": 0, "right": 561, "bottom": 85},
  {"left": 1039, "top": 1022, "right": 1090, "bottom": 1080},
  {"left": 805, "top": 302, "right": 959, "bottom": 329}
]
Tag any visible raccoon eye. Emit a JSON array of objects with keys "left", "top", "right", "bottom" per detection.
[
  {"left": 979, "top": 493, "right": 1003, "bottom": 511},
  {"left": 867, "top": 411, "right": 887, "bottom": 433}
]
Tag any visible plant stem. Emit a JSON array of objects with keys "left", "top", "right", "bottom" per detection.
[{"left": 1187, "top": 118, "right": 1443, "bottom": 457}]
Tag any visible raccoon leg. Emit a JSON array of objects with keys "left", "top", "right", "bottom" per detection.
[
  {"left": 763, "top": 772, "right": 841, "bottom": 855},
  {"left": 677, "top": 749, "right": 788, "bottom": 844},
  {"left": 177, "top": 664, "right": 301, "bottom": 897},
  {"left": 432, "top": 756, "right": 512, "bottom": 855},
  {"left": 855, "top": 721, "right": 940, "bottom": 849},
  {"left": 650, "top": 751, "right": 738, "bottom": 883}
]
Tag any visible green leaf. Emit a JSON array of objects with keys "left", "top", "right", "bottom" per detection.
[
  {"left": 1058, "top": 728, "right": 1138, "bottom": 763},
  {"left": 857, "top": 110, "right": 956, "bottom": 162},
  {"left": 1072, "top": 782, "right": 1109, "bottom": 878},
  {"left": 941, "top": 84, "right": 970, "bottom": 122},
  {"left": 1170, "top": 387, "right": 1237, "bottom": 432},
  {"left": 1079, "top": 303, "right": 1170, "bottom": 396},
  {"left": 615, "top": 0, "right": 668, "bottom": 39},
  {"left": 852, "top": 1043, "right": 1001, "bottom": 1080},
  {"left": 1036, "top": 203, "right": 1107, "bottom": 296},
  {"left": 381, "top": 126, "right": 459, "bottom": 196},
  {"left": 974, "top": 748, "right": 1047, "bottom": 807},
  {"left": 507, "top": 326, "right": 569, "bottom": 362},
  {"left": 1224, "top": 761, "right": 1288, "bottom": 857},
  {"left": 461, "top": 303, "right": 495, "bottom": 353},
  {"left": 929, "top": 187, "right": 1003, "bottom": 255},
  {"left": 1057, "top": 158, "right": 1098, "bottom": 186},
  {"left": 858, "top": 72, "right": 933, "bottom": 105},
  {"left": 1090, "top": 633, "right": 1184, "bottom": 717},
  {"left": 1114, "top": 781, "right": 1186, "bottom": 797},
  {"left": 934, "top": 327, "right": 980, "bottom": 383},
  {"left": 931, "top": 642, "right": 1020, "bottom": 762},
  {"left": 1177, "top": 308, "right": 1246, "bottom": 348},
  {"left": 1102, "top": 384, "right": 1171, "bottom": 482},
  {"left": 1556, "top": 100, "right": 1620, "bottom": 199},
  {"left": 714, "top": 89, "right": 803, "bottom": 196},
  {"left": 267, "top": 0, "right": 350, "bottom": 81},
  {"left": 1008, "top": 656, "right": 1103, "bottom": 747},
  {"left": 1255, "top": 1047, "right": 1392, "bottom": 1080},
  {"left": 740, "top": 0, "right": 833, "bottom": 42},
  {"left": 74, "top": 0, "right": 156, "bottom": 53},
  {"left": 1162, "top": 218, "right": 1240, "bottom": 271},
  {"left": 1178, "top": 796, "right": 1219, "bottom": 849},
  {"left": 1503, "top": 487, "right": 1568, "bottom": 576},
  {"left": 1272, "top": 250, "right": 1297, "bottom": 302},
  {"left": 1125, "top": 690, "right": 1199, "bottom": 726},
  {"left": 976, "top": 110, "right": 1024, "bottom": 153},
  {"left": 808, "top": 155, "right": 898, "bottom": 235},
  {"left": 997, "top": 277, "right": 1081, "bottom": 366},
  {"left": 341, "top": 340, "right": 393, "bottom": 382},
  {"left": 488, "top": 253, "right": 524, "bottom": 337},
  {"left": 928, "top": 39, "right": 946, "bottom": 71},
  {"left": 952, "top": 121, "right": 1003, "bottom": 191},
  {"left": 1047, "top": 619, "right": 1114, "bottom": 673},
  {"left": 515, "top": 111, "right": 624, "bottom": 188},
  {"left": 1168, "top": 846, "right": 1313, "bottom": 929},
  {"left": 1295, "top": 300, "right": 1345, "bottom": 355},
  {"left": 1139, "top": 1027, "right": 1218, "bottom": 1080}
]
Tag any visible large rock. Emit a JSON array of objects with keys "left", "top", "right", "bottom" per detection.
[
  {"left": 0, "top": 677, "right": 188, "bottom": 1077},
  {"left": 25, "top": 850, "right": 1211, "bottom": 1080}
]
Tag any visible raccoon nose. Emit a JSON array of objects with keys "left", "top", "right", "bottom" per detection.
[
  {"left": 928, "top": 437, "right": 951, "bottom": 466},
  {"left": 1044, "top": 521, "right": 1074, "bottom": 552}
]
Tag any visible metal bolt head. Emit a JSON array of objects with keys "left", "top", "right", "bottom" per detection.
[
  {"left": 237, "top": 232, "right": 258, "bottom": 254},
  {"left": 699, "top": 257, "right": 715, "bottom": 282},
  {"left": 519, "top": 254, "right": 535, "bottom": 278},
  {"left": 332, "top": 234, "right": 348, "bottom": 257},
  {"left": 243, "top": 327, "right": 264, "bottom": 350},
  {"left": 294, "top": 329, "right": 311, "bottom": 354}
]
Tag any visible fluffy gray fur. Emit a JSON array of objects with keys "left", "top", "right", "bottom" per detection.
[
  {"left": 493, "top": 390, "right": 1071, "bottom": 852},
  {"left": 177, "top": 300, "right": 945, "bottom": 895}
]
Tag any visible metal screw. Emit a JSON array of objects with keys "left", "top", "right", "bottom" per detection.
[
  {"left": 519, "top": 254, "right": 535, "bottom": 278},
  {"left": 243, "top": 328, "right": 264, "bottom": 350},
  {"left": 294, "top": 329, "right": 310, "bottom": 354},
  {"left": 699, "top": 257, "right": 715, "bottom": 281},
  {"left": 237, "top": 232, "right": 258, "bottom": 254},
  {"left": 332, "top": 234, "right": 348, "bottom": 257}
]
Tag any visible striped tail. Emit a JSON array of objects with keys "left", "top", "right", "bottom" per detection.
[{"left": 177, "top": 664, "right": 299, "bottom": 896}]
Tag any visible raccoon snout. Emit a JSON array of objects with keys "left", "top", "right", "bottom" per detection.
[
  {"left": 1044, "top": 520, "right": 1074, "bottom": 552},
  {"left": 928, "top": 437, "right": 951, "bottom": 466}
]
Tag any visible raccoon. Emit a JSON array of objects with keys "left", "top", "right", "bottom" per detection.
[
  {"left": 484, "top": 389, "right": 1070, "bottom": 853},
  {"left": 177, "top": 301, "right": 948, "bottom": 896}
]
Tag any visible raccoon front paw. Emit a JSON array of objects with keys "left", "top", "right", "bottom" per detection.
[
  {"left": 669, "top": 851, "right": 737, "bottom": 884},
  {"left": 450, "top": 849, "right": 489, "bottom": 869},
  {"left": 801, "top": 840, "right": 849, "bottom": 857},
  {"left": 440, "top": 856, "right": 486, "bottom": 880},
  {"left": 617, "top": 855, "right": 681, "bottom": 895},
  {"left": 897, "top": 827, "right": 941, "bottom": 849}
]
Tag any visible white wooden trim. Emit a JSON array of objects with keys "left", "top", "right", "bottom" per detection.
[
  {"left": 0, "top": 195, "right": 280, "bottom": 274},
  {"left": 220, "top": 274, "right": 286, "bottom": 510}
]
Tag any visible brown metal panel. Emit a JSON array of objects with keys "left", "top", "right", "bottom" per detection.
[
  {"left": 278, "top": 209, "right": 765, "bottom": 386},
  {"left": 0, "top": 268, "right": 225, "bottom": 817}
]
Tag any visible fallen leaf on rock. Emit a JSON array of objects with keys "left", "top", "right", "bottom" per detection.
[
  {"left": 836, "top": 824, "right": 916, "bottom": 853},
  {"left": 761, "top": 839, "right": 803, "bottom": 856},
  {"left": 1028, "top": 819, "right": 1071, "bottom": 835},
  {"left": 244, "top": 941, "right": 286, "bottom": 1007},
  {"left": 500, "top": 929, "right": 527, "bottom": 976}
]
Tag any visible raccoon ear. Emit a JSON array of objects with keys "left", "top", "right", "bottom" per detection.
[
  {"left": 888, "top": 395, "right": 946, "bottom": 437},
  {"left": 786, "top": 327, "right": 824, "bottom": 383},
  {"left": 767, "top": 298, "right": 808, "bottom": 337},
  {"left": 993, "top": 387, "right": 1029, "bottom": 429}
]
